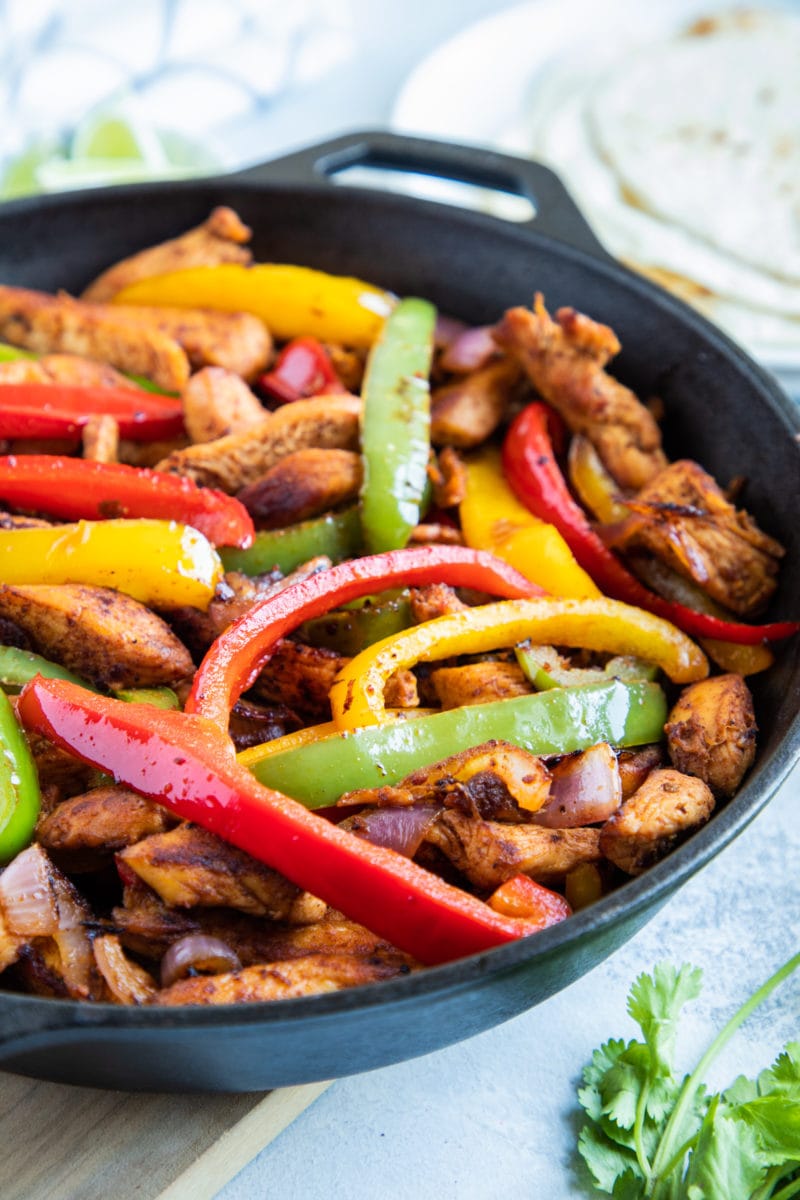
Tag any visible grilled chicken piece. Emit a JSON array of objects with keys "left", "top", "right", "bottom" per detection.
[
  {"left": 0, "top": 584, "right": 193, "bottom": 689},
  {"left": 93, "top": 934, "right": 157, "bottom": 1004},
  {"left": 182, "top": 367, "right": 265, "bottom": 443},
  {"left": 156, "top": 952, "right": 411, "bottom": 1006},
  {"left": 81, "top": 413, "right": 119, "bottom": 462},
  {"left": 409, "top": 583, "right": 468, "bottom": 624},
  {"left": 155, "top": 393, "right": 362, "bottom": 493},
  {"left": 430, "top": 661, "right": 532, "bottom": 709},
  {"left": 24, "top": 728, "right": 94, "bottom": 797},
  {"left": 0, "top": 353, "right": 138, "bottom": 388},
  {"left": 117, "top": 824, "right": 326, "bottom": 922},
  {"left": 92, "top": 302, "right": 272, "bottom": 382},
  {"left": 407, "top": 522, "right": 464, "bottom": 547},
  {"left": 431, "top": 359, "right": 521, "bottom": 448},
  {"left": 37, "top": 786, "right": 175, "bottom": 870},
  {"left": 494, "top": 296, "right": 667, "bottom": 490},
  {"left": 81, "top": 206, "right": 253, "bottom": 302},
  {"left": 617, "top": 745, "right": 664, "bottom": 799},
  {"left": 253, "top": 640, "right": 417, "bottom": 721},
  {"left": 427, "top": 446, "right": 468, "bottom": 509},
  {"left": 600, "top": 768, "right": 715, "bottom": 875},
  {"left": 616, "top": 459, "right": 784, "bottom": 616},
  {"left": 237, "top": 448, "right": 363, "bottom": 529},
  {"left": 0, "top": 285, "right": 190, "bottom": 392},
  {"left": 424, "top": 810, "right": 601, "bottom": 889},
  {"left": 665, "top": 674, "right": 756, "bottom": 797},
  {"left": 341, "top": 740, "right": 551, "bottom": 821},
  {"left": 0, "top": 845, "right": 98, "bottom": 998}
]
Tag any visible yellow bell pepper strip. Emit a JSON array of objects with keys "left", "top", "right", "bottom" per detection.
[
  {"left": 187, "top": 545, "right": 542, "bottom": 729},
  {"left": 360, "top": 297, "right": 437, "bottom": 553},
  {"left": 241, "top": 680, "right": 667, "bottom": 809},
  {"left": 0, "top": 689, "right": 40, "bottom": 864},
  {"left": 221, "top": 507, "right": 362, "bottom": 576},
  {"left": 110, "top": 264, "right": 395, "bottom": 347},
  {"left": 460, "top": 448, "right": 600, "bottom": 598},
  {"left": 567, "top": 434, "right": 631, "bottom": 526},
  {"left": 18, "top": 678, "right": 565, "bottom": 965},
  {"left": 0, "top": 519, "right": 222, "bottom": 609},
  {"left": 329, "top": 596, "right": 708, "bottom": 730}
]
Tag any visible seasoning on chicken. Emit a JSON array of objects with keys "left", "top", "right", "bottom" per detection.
[
  {"left": 493, "top": 295, "right": 667, "bottom": 490},
  {"left": 0, "top": 353, "right": 139, "bottom": 389},
  {"left": 614, "top": 459, "right": 784, "bottom": 617},
  {"left": 37, "top": 785, "right": 175, "bottom": 871},
  {"left": 431, "top": 359, "right": 521, "bottom": 449},
  {"left": 81, "top": 206, "right": 253, "bottom": 303},
  {"left": 81, "top": 413, "right": 119, "bottom": 463},
  {"left": 117, "top": 823, "right": 326, "bottom": 922},
  {"left": 0, "top": 584, "right": 194, "bottom": 689},
  {"left": 430, "top": 660, "right": 532, "bottom": 709},
  {"left": 237, "top": 447, "right": 363, "bottom": 529},
  {"left": 181, "top": 366, "right": 266, "bottom": 444},
  {"left": 155, "top": 393, "right": 362, "bottom": 492},
  {"left": 665, "top": 674, "right": 757, "bottom": 797},
  {"left": 599, "top": 767, "right": 715, "bottom": 874}
]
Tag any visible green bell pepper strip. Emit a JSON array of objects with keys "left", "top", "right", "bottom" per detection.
[
  {"left": 0, "top": 342, "right": 36, "bottom": 363},
  {"left": 360, "top": 297, "right": 436, "bottom": 553},
  {"left": 515, "top": 644, "right": 659, "bottom": 691},
  {"left": 0, "top": 690, "right": 40, "bottom": 863},
  {"left": 298, "top": 590, "right": 413, "bottom": 656},
  {"left": 241, "top": 679, "right": 667, "bottom": 809},
  {"left": 0, "top": 645, "right": 98, "bottom": 693},
  {"left": 221, "top": 507, "right": 362, "bottom": 576},
  {"left": 113, "top": 687, "right": 180, "bottom": 710}
]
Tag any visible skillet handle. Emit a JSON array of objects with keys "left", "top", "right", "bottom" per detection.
[{"left": 226, "top": 130, "right": 611, "bottom": 262}]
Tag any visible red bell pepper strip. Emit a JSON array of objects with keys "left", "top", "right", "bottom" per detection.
[
  {"left": 0, "top": 456, "right": 254, "bottom": 549},
  {"left": 0, "top": 383, "right": 185, "bottom": 441},
  {"left": 257, "top": 337, "right": 346, "bottom": 405},
  {"left": 18, "top": 678, "right": 562, "bottom": 966},
  {"left": 186, "top": 545, "right": 544, "bottom": 728},
  {"left": 503, "top": 404, "right": 799, "bottom": 646}
]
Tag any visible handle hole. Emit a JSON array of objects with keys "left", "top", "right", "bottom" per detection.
[{"left": 328, "top": 163, "right": 536, "bottom": 223}]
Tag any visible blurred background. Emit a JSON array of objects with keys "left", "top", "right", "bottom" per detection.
[{"left": 1, "top": 0, "right": 797, "bottom": 400}]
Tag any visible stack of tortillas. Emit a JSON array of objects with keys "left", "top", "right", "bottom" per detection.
[{"left": 521, "top": 8, "right": 800, "bottom": 367}]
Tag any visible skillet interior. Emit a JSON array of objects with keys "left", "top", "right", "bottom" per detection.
[{"left": 0, "top": 133, "right": 797, "bottom": 1091}]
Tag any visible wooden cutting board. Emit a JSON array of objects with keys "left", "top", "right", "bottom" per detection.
[{"left": 0, "top": 1070, "right": 331, "bottom": 1200}]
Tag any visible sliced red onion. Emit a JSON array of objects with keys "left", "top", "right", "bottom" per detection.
[
  {"left": 94, "top": 934, "right": 157, "bottom": 1005},
  {"left": 440, "top": 325, "right": 497, "bottom": 373},
  {"left": 340, "top": 805, "right": 440, "bottom": 858},
  {"left": 533, "top": 743, "right": 622, "bottom": 828},
  {"left": 161, "top": 934, "right": 242, "bottom": 988},
  {"left": 0, "top": 845, "right": 59, "bottom": 936},
  {"left": 434, "top": 313, "right": 468, "bottom": 349}
]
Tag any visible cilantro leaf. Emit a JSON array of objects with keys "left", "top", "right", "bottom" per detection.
[
  {"left": 627, "top": 962, "right": 703, "bottom": 1077},
  {"left": 684, "top": 1101, "right": 766, "bottom": 1200},
  {"left": 577, "top": 1121, "right": 643, "bottom": 1194}
]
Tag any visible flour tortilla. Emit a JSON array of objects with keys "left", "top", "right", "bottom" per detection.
[{"left": 517, "top": 8, "right": 800, "bottom": 361}]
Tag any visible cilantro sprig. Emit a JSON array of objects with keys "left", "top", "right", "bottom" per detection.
[{"left": 577, "top": 953, "right": 800, "bottom": 1199}]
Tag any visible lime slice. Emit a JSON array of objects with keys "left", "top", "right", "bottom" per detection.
[
  {"left": 0, "top": 138, "right": 63, "bottom": 198},
  {"left": 71, "top": 112, "right": 167, "bottom": 168}
]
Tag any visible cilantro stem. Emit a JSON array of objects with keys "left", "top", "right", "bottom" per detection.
[
  {"left": 634, "top": 1084, "right": 653, "bottom": 1181},
  {"left": 648, "top": 950, "right": 800, "bottom": 1196},
  {"left": 770, "top": 1171, "right": 800, "bottom": 1200}
]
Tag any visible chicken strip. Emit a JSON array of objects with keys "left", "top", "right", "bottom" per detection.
[
  {"left": 182, "top": 367, "right": 265, "bottom": 443},
  {"left": 0, "top": 584, "right": 193, "bottom": 689},
  {"left": 431, "top": 359, "right": 521, "bottom": 448},
  {"left": 92, "top": 302, "right": 272, "bottom": 382},
  {"left": 81, "top": 413, "right": 119, "bottom": 462},
  {"left": 37, "top": 786, "right": 175, "bottom": 870},
  {"left": 424, "top": 810, "right": 601, "bottom": 889},
  {"left": 600, "top": 768, "right": 715, "bottom": 875},
  {"left": 0, "top": 285, "right": 190, "bottom": 392},
  {"left": 81, "top": 206, "right": 253, "bottom": 302},
  {"left": 237, "top": 447, "right": 363, "bottom": 529},
  {"left": 156, "top": 953, "right": 410, "bottom": 1006},
  {"left": 117, "top": 823, "right": 325, "bottom": 922},
  {"left": 616, "top": 459, "right": 784, "bottom": 616},
  {"left": 427, "top": 446, "right": 467, "bottom": 509},
  {"left": 0, "top": 353, "right": 138, "bottom": 388},
  {"left": 155, "top": 393, "right": 362, "bottom": 492},
  {"left": 665, "top": 674, "right": 756, "bottom": 797},
  {"left": 494, "top": 296, "right": 667, "bottom": 490},
  {"left": 408, "top": 583, "right": 468, "bottom": 624},
  {"left": 430, "top": 661, "right": 532, "bottom": 709}
]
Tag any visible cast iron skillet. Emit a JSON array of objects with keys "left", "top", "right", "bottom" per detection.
[{"left": 0, "top": 132, "right": 797, "bottom": 1092}]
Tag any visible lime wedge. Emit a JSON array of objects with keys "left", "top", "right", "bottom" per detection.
[
  {"left": 0, "top": 139, "right": 63, "bottom": 198},
  {"left": 71, "top": 112, "right": 167, "bottom": 168}
]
